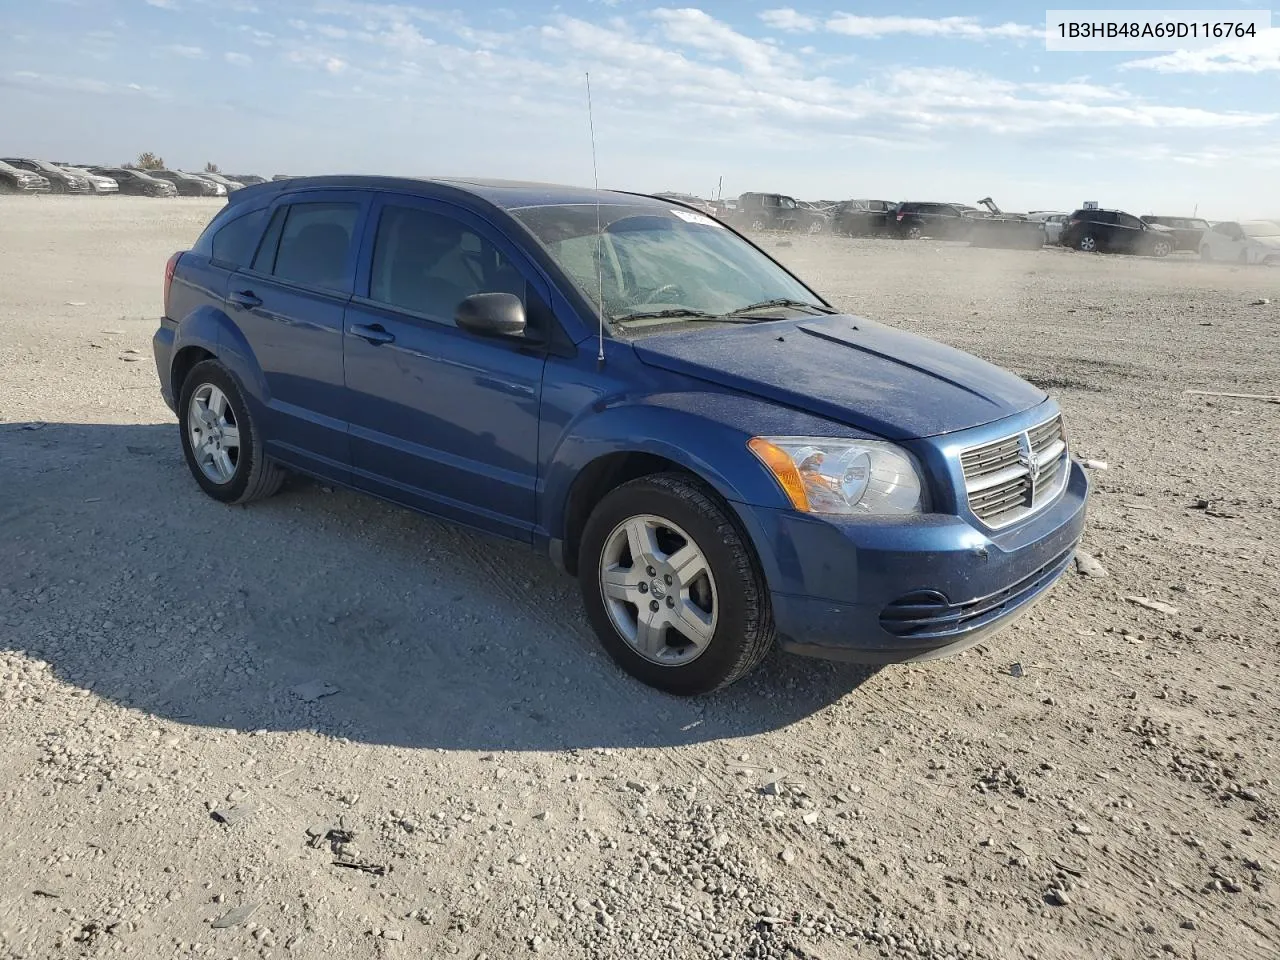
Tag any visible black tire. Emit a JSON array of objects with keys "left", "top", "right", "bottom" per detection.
[
  {"left": 578, "top": 473, "right": 774, "bottom": 695},
  {"left": 178, "top": 359, "right": 285, "bottom": 504},
  {"left": 1150, "top": 238, "right": 1172, "bottom": 258},
  {"left": 1077, "top": 233, "right": 1098, "bottom": 252},
  {"left": 905, "top": 224, "right": 923, "bottom": 240}
]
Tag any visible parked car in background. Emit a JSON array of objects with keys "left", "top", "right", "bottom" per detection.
[
  {"left": 60, "top": 166, "right": 120, "bottom": 195},
  {"left": 152, "top": 175, "right": 1087, "bottom": 695},
  {"left": 1140, "top": 215, "right": 1210, "bottom": 252},
  {"left": 148, "top": 170, "right": 220, "bottom": 197},
  {"left": 186, "top": 171, "right": 243, "bottom": 193},
  {"left": 834, "top": 199, "right": 895, "bottom": 237},
  {"left": 191, "top": 175, "right": 228, "bottom": 197},
  {"left": 87, "top": 167, "right": 178, "bottom": 197},
  {"left": 652, "top": 191, "right": 717, "bottom": 216},
  {"left": 227, "top": 174, "right": 269, "bottom": 186},
  {"left": 1028, "top": 212, "right": 1069, "bottom": 245},
  {"left": 1198, "top": 220, "right": 1280, "bottom": 265},
  {"left": 1059, "top": 208, "right": 1174, "bottom": 258},
  {"left": 271, "top": 174, "right": 297, "bottom": 181},
  {"left": 735, "top": 192, "right": 829, "bottom": 233},
  {"left": 890, "top": 202, "right": 972, "bottom": 240},
  {"left": 0, "top": 157, "right": 91, "bottom": 194},
  {"left": 0, "top": 159, "right": 51, "bottom": 193}
]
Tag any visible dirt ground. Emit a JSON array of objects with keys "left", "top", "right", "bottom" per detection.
[{"left": 1, "top": 196, "right": 1277, "bottom": 960}]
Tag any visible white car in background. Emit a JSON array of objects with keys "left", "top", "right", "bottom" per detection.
[
  {"left": 62, "top": 166, "right": 120, "bottom": 195},
  {"left": 1028, "top": 211, "right": 1069, "bottom": 245},
  {"left": 1199, "top": 220, "right": 1280, "bottom": 265}
]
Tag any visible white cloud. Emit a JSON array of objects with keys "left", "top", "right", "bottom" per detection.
[
  {"left": 144, "top": 0, "right": 176, "bottom": 8},
  {"left": 3, "top": 69, "right": 168, "bottom": 99},
  {"left": 652, "top": 7, "right": 793, "bottom": 75},
  {"left": 325, "top": 57, "right": 347, "bottom": 73},
  {"left": 224, "top": 51, "right": 252, "bottom": 65},
  {"left": 164, "top": 44, "right": 207, "bottom": 59},
  {"left": 1121, "top": 28, "right": 1280, "bottom": 73},
  {"left": 826, "top": 14, "right": 1038, "bottom": 41},
  {"left": 759, "top": 8, "right": 819, "bottom": 32}
]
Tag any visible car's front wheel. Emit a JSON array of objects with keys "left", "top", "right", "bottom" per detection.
[
  {"left": 1150, "top": 238, "right": 1172, "bottom": 258},
  {"left": 578, "top": 473, "right": 774, "bottom": 695},
  {"left": 178, "top": 359, "right": 285, "bottom": 504}
]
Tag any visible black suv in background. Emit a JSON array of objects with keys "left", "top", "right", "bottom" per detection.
[
  {"left": 1140, "top": 215, "right": 1210, "bottom": 252},
  {"left": 735, "top": 192, "right": 828, "bottom": 233},
  {"left": 833, "top": 199, "right": 895, "bottom": 236},
  {"left": 889, "top": 201, "right": 973, "bottom": 240},
  {"left": 1060, "top": 209, "right": 1174, "bottom": 258}
]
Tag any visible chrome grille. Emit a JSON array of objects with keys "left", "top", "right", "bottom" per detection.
[{"left": 959, "top": 415, "right": 1068, "bottom": 528}]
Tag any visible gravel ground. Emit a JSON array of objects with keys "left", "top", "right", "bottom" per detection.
[{"left": 1, "top": 196, "right": 1277, "bottom": 960}]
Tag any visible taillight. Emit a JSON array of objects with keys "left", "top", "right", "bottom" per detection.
[
  {"left": 164, "top": 251, "right": 182, "bottom": 317},
  {"left": 896, "top": 212, "right": 905, "bottom": 221}
]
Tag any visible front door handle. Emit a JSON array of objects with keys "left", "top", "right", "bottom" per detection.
[
  {"left": 350, "top": 323, "right": 396, "bottom": 345},
  {"left": 228, "top": 289, "right": 262, "bottom": 310}
]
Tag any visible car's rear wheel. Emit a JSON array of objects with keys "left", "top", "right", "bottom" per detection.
[
  {"left": 808, "top": 219, "right": 825, "bottom": 235},
  {"left": 578, "top": 473, "right": 774, "bottom": 695},
  {"left": 1077, "top": 234, "right": 1098, "bottom": 252},
  {"left": 1150, "top": 238, "right": 1172, "bottom": 258},
  {"left": 178, "top": 359, "right": 285, "bottom": 504},
  {"left": 906, "top": 225, "right": 923, "bottom": 240}
]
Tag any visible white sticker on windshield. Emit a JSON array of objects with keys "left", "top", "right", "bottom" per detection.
[{"left": 669, "top": 208, "right": 722, "bottom": 227}]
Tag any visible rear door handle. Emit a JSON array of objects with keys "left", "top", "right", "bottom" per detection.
[
  {"left": 350, "top": 323, "right": 396, "bottom": 345},
  {"left": 228, "top": 289, "right": 262, "bottom": 309}
]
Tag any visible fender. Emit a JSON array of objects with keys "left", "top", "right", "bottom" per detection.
[
  {"left": 171, "top": 305, "right": 270, "bottom": 407},
  {"left": 539, "top": 388, "right": 878, "bottom": 557}
]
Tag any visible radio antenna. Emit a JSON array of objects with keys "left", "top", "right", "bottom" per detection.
[{"left": 586, "top": 71, "right": 605, "bottom": 364}]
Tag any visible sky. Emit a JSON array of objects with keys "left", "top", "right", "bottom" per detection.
[{"left": 2, "top": 1, "right": 1278, "bottom": 219}]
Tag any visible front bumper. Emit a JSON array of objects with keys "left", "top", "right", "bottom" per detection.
[{"left": 732, "top": 452, "right": 1089, "bottom": 665}]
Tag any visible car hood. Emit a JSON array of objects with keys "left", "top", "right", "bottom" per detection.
[{"left": 630, "top": 314, "right": 1047, "bottom": 441}]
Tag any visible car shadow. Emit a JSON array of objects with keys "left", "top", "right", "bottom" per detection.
[{"left": 1, "top": 421, "right": 880, "bottom": 751}]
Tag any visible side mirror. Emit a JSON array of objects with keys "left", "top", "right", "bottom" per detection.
[{"left": 455, "top": 292, "right": 526, "bottom": 338}]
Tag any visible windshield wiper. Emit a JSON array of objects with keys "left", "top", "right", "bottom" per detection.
[
  {"left": 612, "top": 308, "right": 761, "bottom": 324},
  {"left": 724, "top": 298, "right": 837, "bottom": 317}
]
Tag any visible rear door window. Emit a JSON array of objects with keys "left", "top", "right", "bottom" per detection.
[{"left": 255, "top": 202, "right": 359, "bottom": 292}]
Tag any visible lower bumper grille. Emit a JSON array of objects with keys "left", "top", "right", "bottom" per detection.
[{"left": 879, "top": 545, "right": 1076, "bottom": 639}]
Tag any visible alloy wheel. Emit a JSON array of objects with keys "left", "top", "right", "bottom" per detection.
[
  {"left": 1079, "top": 235, "right": 1097, "bottom": 252},
  {"left": 598, "top": 514, "right": 718, "bottom": 667},
  {"left": 187, "top": 383, "right": 241, "bottom": 484}
]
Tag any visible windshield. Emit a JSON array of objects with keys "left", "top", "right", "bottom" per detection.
[
  {"left": 511, "top": 202, "right": 825, "bottom": 329},
  {"left": 1242, "top": 221, "right": 1280, "bottom": 238}
]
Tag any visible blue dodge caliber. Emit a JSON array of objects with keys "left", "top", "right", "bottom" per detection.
[{"left": 154, "top": 176, "right": 1089, "bottom": 695}]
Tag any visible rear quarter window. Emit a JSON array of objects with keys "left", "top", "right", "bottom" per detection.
[{"left": 209, "top": 208, "right": 267, "bottom": 267}]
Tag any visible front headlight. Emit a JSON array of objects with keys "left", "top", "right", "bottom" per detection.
[{"left": 748, "top": 436, "right": 927, "bottom": 516}]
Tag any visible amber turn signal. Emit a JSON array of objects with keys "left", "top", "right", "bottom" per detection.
[{"left": 747, "top": 437, "right": 810, "bottom": 512}]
